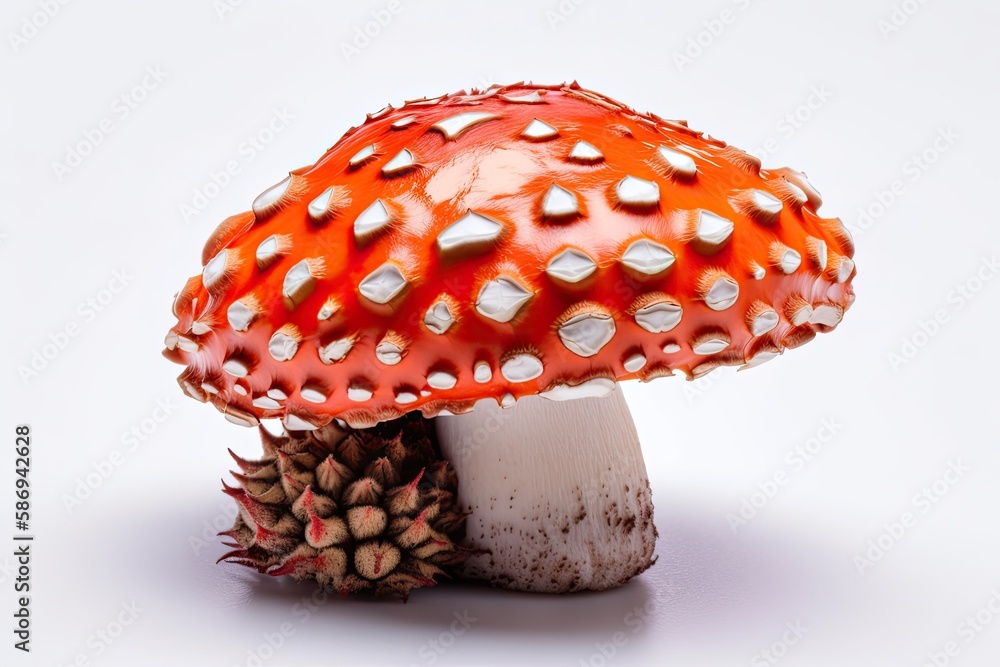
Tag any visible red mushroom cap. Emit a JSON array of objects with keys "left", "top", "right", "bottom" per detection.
[{"left": 164, "top": 82, "right": 856, "bottom": 430}]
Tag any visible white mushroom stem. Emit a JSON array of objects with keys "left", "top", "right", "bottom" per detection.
[{"left": 435, "top": 385, "right": 657, "bottom": 593}]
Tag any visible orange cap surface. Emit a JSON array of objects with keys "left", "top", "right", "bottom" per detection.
[{"left": 164, "top": 82, "right": 856, "bottom": 429}]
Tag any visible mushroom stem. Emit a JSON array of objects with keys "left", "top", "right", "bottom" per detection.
[{"left": 435, "top": 385, "right": 657, "bottom": 592}]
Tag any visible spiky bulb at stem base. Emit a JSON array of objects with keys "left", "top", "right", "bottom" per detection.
[{"left": 218, "top": 413, "right": 467, "bottom": 599}]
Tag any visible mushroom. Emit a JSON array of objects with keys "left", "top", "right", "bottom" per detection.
[{"left": 164, "top": 82, "right": 856, "bottom": 595}]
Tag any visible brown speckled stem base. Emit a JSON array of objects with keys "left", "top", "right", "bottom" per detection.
[{"left": 436, "top": 386, "right": 657, "bottom": 593}]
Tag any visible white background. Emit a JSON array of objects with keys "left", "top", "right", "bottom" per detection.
[{"left": 2, "top": 0, "right": 999, "bottom": 665}]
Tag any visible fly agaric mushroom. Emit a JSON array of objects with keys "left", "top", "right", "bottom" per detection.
[{"left": 164, "top": 82, "right": 856, "bottom": 596}]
